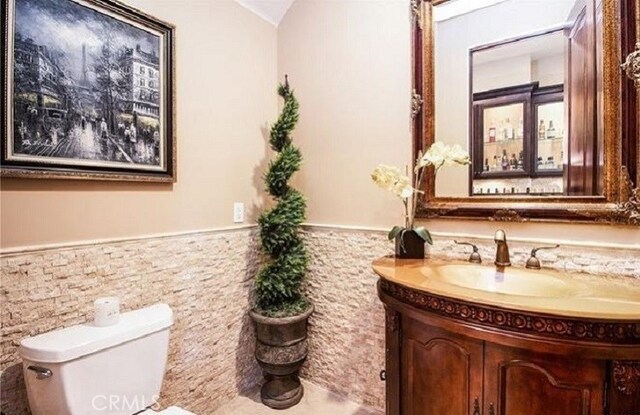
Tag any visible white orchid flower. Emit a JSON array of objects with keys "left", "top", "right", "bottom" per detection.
[
  {"left": 418, "top": 141, "right": 447, "bottom": 169},
  {"left": 371, "top": 164, "right": 414, "bottom": 200},
  {"left": 392, "top": 175, "right": 414, "bottom": 199},
  {"left": 372, "top": 141, "right": 470, "bottom": 232},
  {"left": 448, "top": 144, "right": 471, "bottom": 166},
  {"left": 371, "top": 165, "right": 400, "bottom": 191},
  {"left": 417, "top": 142, "right": 471, "bottom": 171}
]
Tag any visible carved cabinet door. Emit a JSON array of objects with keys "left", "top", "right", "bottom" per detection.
[
  {"left": 401, "top": 319, "right": 484, "bottom": 415},
  {"left": 483, "top": 344, "right": 606, "bottom": 415}
]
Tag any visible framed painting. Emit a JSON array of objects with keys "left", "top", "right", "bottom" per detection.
[{"left": 1, "top": 0, "right": 176, "bottom": 182}]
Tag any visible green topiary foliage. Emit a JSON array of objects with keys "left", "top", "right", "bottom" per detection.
[
  {"left": 265, "top": 145, "right": 302, "bottom": 197},
  {"left": 255, "top": 77, "right": 309, "bottom": 318},
  {"left": 269, "top": 83, "right": 300, "bottom": 152}
]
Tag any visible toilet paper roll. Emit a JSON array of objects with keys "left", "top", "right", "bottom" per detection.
[{"left": 94, "top": 297, "right": 120, "bottom": 327}]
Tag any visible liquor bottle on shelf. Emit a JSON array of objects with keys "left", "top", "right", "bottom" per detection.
[
  {"left": 505, "top": 118, "right": 514, "bottom": 140},
  {"left": 484, "top": 158, "right": 489, "bottom": 172},
  {"left": 492, "top": 156, "right": 498, "bottom": 171},
  {"left": 537, "top": 156, "right": 543, "bottom": 169},
  {"left": 501, "top": 150, "right": 508, "bottom": 171},
  {"left": 538, "top": 120, "right": 546, "bottom": 140},
  {"left": 547, "top": 120, "right": 556, "bottom": 139},
  {"left": 517, "top": 151, "right": 524, "bottom": 170},
  {"left": 509, "top": 153, "right": 518, "bottom": 170},
  {"left": 498, "top": 120, "right": 505, "bottom": 142},
  {"left": 516, "top": 118, "right": 524, "bottom": 139},
  {"left": 488, "top": 122, "right": 496, "bottom": 143},
  {"left": 546, "top": 156, "right": 555, "bottom": 169}
]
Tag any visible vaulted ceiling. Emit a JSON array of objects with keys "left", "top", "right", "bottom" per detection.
[{"left": 234, "top": 0, "right": 296, "bottom": 26}]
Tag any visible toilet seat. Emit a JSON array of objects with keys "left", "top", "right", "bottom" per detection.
[{"left": 140, "top": 406, "right": 196, "bottom": 415}]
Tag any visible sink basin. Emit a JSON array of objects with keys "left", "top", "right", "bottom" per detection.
[
  {"left": 423, "top": 264, "right": 576, "bottom": 297},
  {"left": 372, "top": 257, "right": 640, "bottom": 320}
]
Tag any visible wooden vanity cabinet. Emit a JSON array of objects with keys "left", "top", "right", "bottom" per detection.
[
  {"left": 379, "top": 280, "right": 640, "bottom": 415},
  {"left": 483, "top": 343, "right": 605, "bottom": 415},
  {"left": 398, "top": 316, "right": 606, "bottom": 415},
  {"left": 401, "top": 320, "right": 483, "bottom": 415}
]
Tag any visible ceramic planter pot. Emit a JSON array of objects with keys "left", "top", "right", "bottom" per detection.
[
  {"left": 249, "top": 304, "right": 314, "bottom": 409},
  {"left": 395, "top": 230, "right": 426, "bottom": 259}
]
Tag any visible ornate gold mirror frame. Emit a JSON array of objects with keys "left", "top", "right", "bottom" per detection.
[{"left": 412, "top": 0, "right": 640, "bottom": 224}]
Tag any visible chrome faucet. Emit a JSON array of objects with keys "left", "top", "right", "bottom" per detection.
[{"left": 494, "top": 230, "right": 511, "bottom": 267}]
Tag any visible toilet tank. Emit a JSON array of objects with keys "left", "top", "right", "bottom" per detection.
[{"left": 19, "top": 303, "right": 174, "bottom": 415}]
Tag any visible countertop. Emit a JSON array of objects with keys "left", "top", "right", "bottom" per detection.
[{"left": 373, "top": 256, "right": 640, "bottom": 321}]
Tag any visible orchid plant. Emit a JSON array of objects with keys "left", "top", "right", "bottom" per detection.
[{"left": 371, "top": 142, "right": 471, "bottom": 246}]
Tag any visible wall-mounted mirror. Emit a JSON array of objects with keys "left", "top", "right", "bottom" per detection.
[{"left": 412, "top": 0, "right": 640, "bottom": 223}]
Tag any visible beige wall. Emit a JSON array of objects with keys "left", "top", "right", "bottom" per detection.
[
  {"left": 278, "top": 0, "right": 640, "bottom": 248},
  {"left": 278, "top": 0, "right": 413, "bottom": 229},
  {"left": 1, "top": 0, "right": 277, "bottom": 250},
  {"left": 2, "top": 0, "right": 638, "bottom": 247}
]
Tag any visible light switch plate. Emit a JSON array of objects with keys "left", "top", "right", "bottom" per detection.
[{"left": 233, "top": 202, "right": 245, "bottom": 223}]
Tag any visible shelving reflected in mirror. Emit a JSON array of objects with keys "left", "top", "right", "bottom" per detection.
[{"left": 433, "top": 0, "right": 604, "bottom": 198}]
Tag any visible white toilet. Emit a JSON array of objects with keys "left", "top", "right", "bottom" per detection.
[{"left": 19, "top": 303, "right": 195, "bottom": 415}]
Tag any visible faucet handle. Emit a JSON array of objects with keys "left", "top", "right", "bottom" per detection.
[
  {"left": 454, "top": 240, "right": 482, "bottom": 264},
  {"left": 526, "top": 245, "right": 560, "bottom": 269}
]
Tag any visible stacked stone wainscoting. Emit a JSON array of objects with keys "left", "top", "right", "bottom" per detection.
[
  {"left": 299, "top": 226, "right": 640, "bottom": 413},
  {"left": 300, "top": 229, "right": 392, "bottom": 411},
  {"left": 2, "top": 226, "right": 638, "bottom": 415},
  {"left": 0, "top": 229, "right": 262, "bottom": 415},
  {"left": 429, "top": 236, "right": 640, "bottom": 281}
]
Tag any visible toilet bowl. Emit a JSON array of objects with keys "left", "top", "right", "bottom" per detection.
[{"left": 19, "top": 303, "right": 195, "bottom": 415}]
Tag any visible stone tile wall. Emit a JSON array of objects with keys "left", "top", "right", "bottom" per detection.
[
  {"left": 301, "top": 230, "right": 391, "bottom": 411},
  {"left": 429, "top": 234, "right": 640, "bottom": 282},
  {"left": 299, "top": 227, "right": 640, "bottom": 412},
  {"left": 2, "top": 226, "right": 638, "bottom": 415},
  {"left": 0, "top": 229, "right": 261, "bottom": 415}
]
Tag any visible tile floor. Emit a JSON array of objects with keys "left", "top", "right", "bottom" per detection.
[{"left": 213, "top": 381, "right": 382, "bottom": 415}]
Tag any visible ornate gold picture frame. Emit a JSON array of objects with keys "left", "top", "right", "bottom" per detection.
[{"left": 412, "top": 0, "right": 639, "bottom": 224}]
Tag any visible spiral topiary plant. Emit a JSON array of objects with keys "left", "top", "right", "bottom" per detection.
[{"left": 255, "top": 76, "right": 309, "bottom": 318}]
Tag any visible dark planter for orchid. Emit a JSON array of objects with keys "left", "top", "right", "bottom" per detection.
[{"left": 391, "top": 226, "right": 432, "bottom": 259}]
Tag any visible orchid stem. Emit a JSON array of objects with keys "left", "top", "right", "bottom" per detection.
[
  {"left": 403, "top": 199, "right": 410, "bottom": 229},
  {"left": 410, "top": 166, "right": 426, "bottom": 230}
]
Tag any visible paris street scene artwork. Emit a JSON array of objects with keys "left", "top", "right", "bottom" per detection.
[{"left": 7, "top": 0, "right": 167, "bottom": 172}]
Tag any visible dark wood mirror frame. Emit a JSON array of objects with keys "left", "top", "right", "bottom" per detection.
[{"left": 412, "top": 0, "right": 640, "bottom": 224}]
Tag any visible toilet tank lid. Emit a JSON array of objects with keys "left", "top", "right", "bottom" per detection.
[{"left": 19, "top": 303, "right": 173, "bottom": 363}]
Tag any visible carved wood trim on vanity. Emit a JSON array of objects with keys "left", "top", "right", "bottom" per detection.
[
  {"left": 384, "top": 306, "right": 402, "bottom": 415},
  {"left": 379, "top": 279, "right": 640, "bottom": 345},
  {"left": 612, "top": 360, "right": 640, "bottom": 395},
  {"left": 385, "top": 307, "right": 401, "bottom": 334}
]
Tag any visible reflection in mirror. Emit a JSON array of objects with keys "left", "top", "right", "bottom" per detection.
[{"left": 433, "top": 0, "right": 604, "bottom": 198}]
